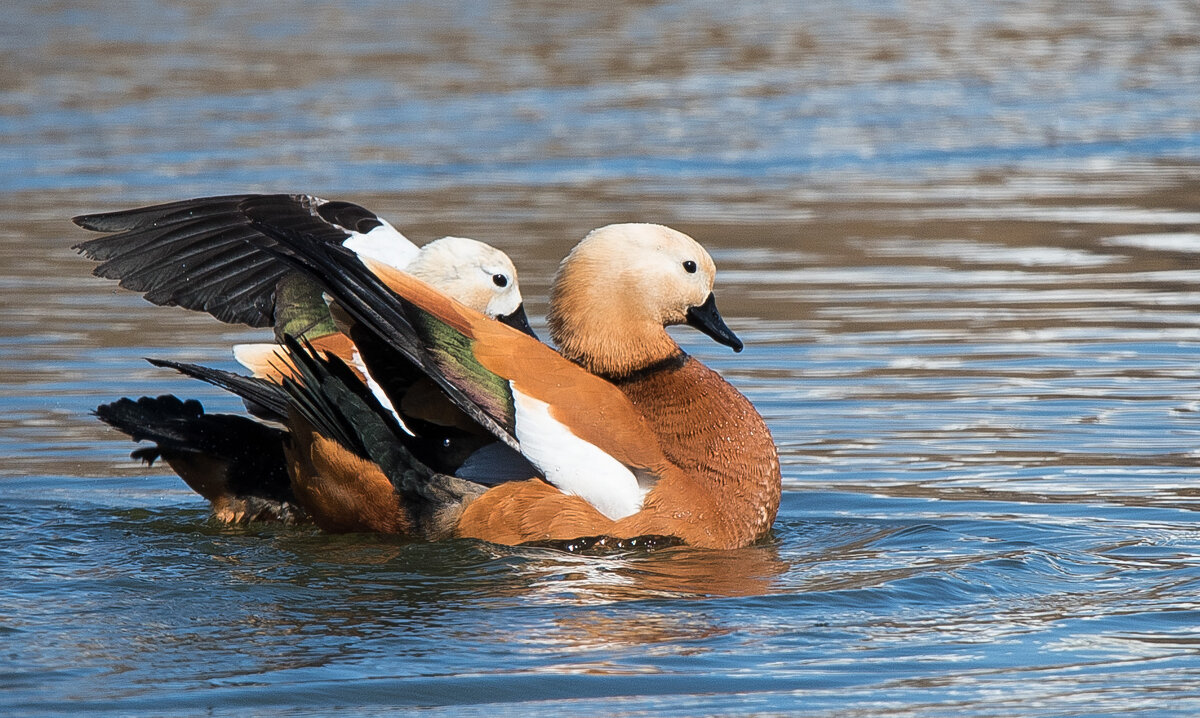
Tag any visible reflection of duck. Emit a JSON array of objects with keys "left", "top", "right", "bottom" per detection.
[
  {"left": 223, "top": 541, "right": 788, "bottom": 656},
  {"left": 78, "top": 194, "right": 534, "bottom": 521},
  {"left": 521, "top": 544, "right": 789, "bottom": 604},
  {"left": 265, "top": 222, "right": 781, "bottom": 549}
]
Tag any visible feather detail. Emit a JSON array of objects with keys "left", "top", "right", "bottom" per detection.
[
  {"left": 93, "top": 394, "right": 297, "bottom": 522},
  {"left": 238, "top": 222, "right": 523, "bottom": 451},
  {"left": 73, "top": 194, "right": 417, "bottom": 328},
  {"left": 278, "top": 335, "right": 487, "bottom": 537},
  {"left": 147, "top": 358, "right": 290, "bottom": 422}
]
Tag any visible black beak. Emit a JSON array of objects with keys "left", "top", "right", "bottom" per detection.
[
  {"left": 685, "top": 293, "right": 743, "bottom": 352},
  {"left": 498, "top": 303, "right": 539, "bottom": 339}
]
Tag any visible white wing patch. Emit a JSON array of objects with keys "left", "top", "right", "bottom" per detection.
[
  {"left": 350, "top": 349, "right": 413, "bottom": 436},
  {"left": 342, "top": 221, "right": 420, "bottom": 271},
  {"left": 511, "top": 386, "right": 646, "bottom": 520},
  {"left": 232, "top": 342, "right": 285, "bottom": 378}
]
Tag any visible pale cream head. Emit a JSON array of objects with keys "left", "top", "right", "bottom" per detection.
[
  {"left": 405, "top": 236, "right": 523, "bottom": 319},
  {"left": 548, "top": 223, "right": 723, "bottom": 376}
]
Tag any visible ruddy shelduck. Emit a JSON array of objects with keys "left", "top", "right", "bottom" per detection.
[
  {"left": 79, "top": 194, "right": 533, "bottom": 520},
  {"left": 256, "top": 222, "right": 782, "bottom": 549}
]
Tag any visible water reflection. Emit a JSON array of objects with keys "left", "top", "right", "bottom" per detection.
[
  {"left": 515, "top": 544, "right": 790, "bottom": 602},
  {"left": 31, "top": 525, "right": 793, "bottom": 685}
]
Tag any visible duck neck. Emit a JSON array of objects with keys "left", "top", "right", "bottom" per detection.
[{"left": 551, "top": 313, "right": 682, "bottom": 378}]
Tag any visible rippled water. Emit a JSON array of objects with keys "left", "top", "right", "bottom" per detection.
[{"left": 4, "top": 2, "right": 1200, "bottom": 716}]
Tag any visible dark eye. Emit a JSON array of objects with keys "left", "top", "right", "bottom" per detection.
[
  {"left": 683, "top": 260, "right": 697, "bottom": 274},
  {"left": 492, "top": 274, "right": 509, "bottom": 288}
]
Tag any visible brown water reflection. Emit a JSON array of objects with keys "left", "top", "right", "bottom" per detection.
[{"left": 517, "top": 544, "right": 791, "bottom": 602}]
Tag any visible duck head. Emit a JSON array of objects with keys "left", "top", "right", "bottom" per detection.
[
  {"left": 548, "top": 223, "right": 742, "bottom": 378},
  {"left": 406, "top": 236, "right": 535, "bottom": 337}
]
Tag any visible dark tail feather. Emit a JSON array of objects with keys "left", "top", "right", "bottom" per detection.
[
  {"left": 146, "top": 358, "right": 290, "bottom": 422},
  {"left": 280, "top": 336, "right": 486, "bottom": 539},
  {"left": 95, "top": 395, "right": 298, "bottom": 519}
]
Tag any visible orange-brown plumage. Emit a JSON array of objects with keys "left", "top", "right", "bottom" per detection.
[
  {"left": 236, "top": 332, "right": 359, "bottom": 383},
  {"left": 609, "top": 357, "right": 780, "bottom": 548},
  {"left": 455, "top": 479, "right": 614, "bottom": 544},
  {"left": 285, "top": 415, "right": 413, "bottom": 534},
  {"left": 359, "top": 224, "right": 781, "bottom": 549},
  {"left": 454, "top": 358, "right": 779, "bottom": 549}
]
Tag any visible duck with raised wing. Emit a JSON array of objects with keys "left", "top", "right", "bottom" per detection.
[
  {"left": 253, "top": 222, "right": 781, "bottom": 549},
  {"left": 79, "top": 194, "right": 533, "bottom": 520}
]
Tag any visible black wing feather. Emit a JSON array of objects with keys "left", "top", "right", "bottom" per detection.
[
  {"left": 73, "top": 194, "right": 377, "bottom": 328},
  {"left": 147, "top": 358, "right": 291, "bottom": 422},
  {"left": 237, "top": 216, "right": 522, "bottom": 452},
  {"left": 278, "top": 336, "right": 487, "bottom": 534},
  {"left": 280, "top": 335, "right": 429, "bottom": 480},
  {"left": 94, "top": 394, "right": 293, "bottom": 503},
  {"left": 279, "top": 335, "right": 375, "bottom": 457},
  {"left": 75, "top": 194, "right": 248, "bottom": 233}
]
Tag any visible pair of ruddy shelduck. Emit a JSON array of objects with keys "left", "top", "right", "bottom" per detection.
[{"left": 77, "top": 194, "right": 781, "bottom": 550}]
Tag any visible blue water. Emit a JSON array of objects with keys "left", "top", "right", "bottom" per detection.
[{"left": 4, "top": 2, "right": 1200, "bottom": 716}]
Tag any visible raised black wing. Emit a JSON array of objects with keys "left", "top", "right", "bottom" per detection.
[{"left": 74, "top": 194, "right": 412, "bottom": 327}]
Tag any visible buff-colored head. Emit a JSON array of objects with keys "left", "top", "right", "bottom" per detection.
[
  {"left": 548, "top": 223, "right": 740, "bottom": 377},
  {"left": 406, "top": 236, "right": 524, "bottom": 320}
]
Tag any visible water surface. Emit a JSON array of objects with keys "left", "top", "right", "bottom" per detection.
[{"left": 3, "top": 2, "right": 1200, "bottom": 716}]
